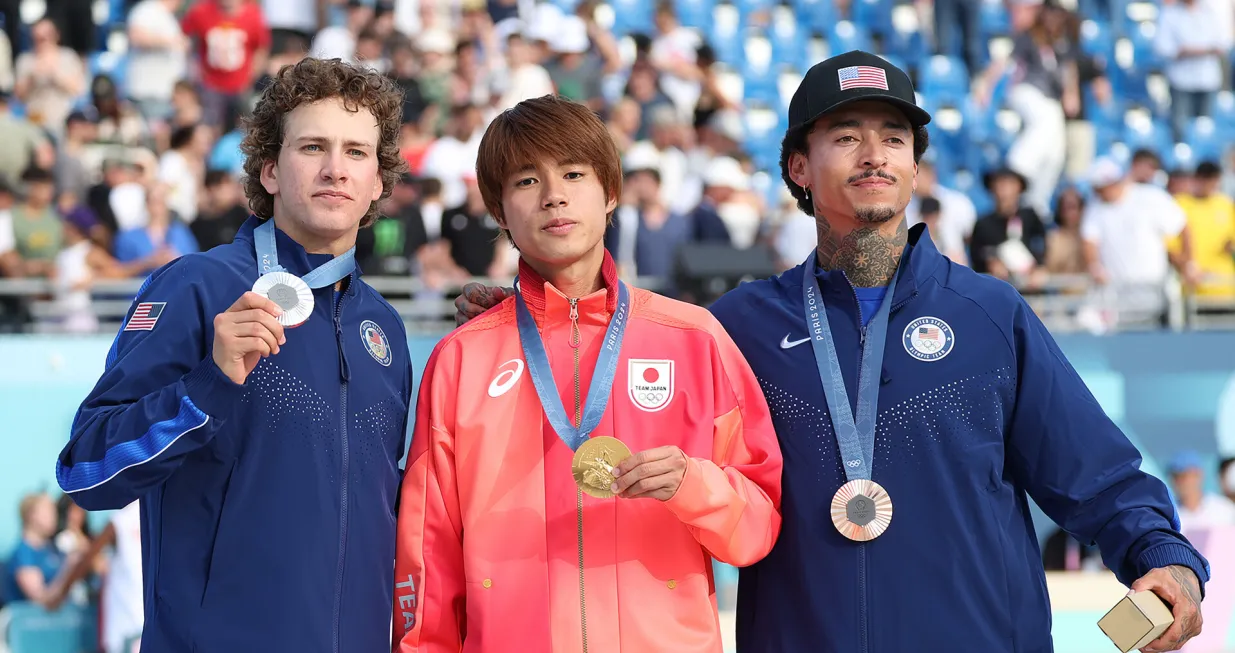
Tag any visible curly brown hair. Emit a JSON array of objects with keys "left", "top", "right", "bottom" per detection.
[{"left": 240, "top": 57, "right": 407, "bottom": 228}]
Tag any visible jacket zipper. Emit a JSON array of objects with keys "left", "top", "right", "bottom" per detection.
[
  {"left": 569, "top": 298, "right": 589, "bottom": 653},
  {"left": 332, "top": 281, "right": 352, "bottom": 653},
  {"left": 850, "top": 284, "right": 916, "bottom": 653}
]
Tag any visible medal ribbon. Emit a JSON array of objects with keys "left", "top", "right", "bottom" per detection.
[
  {"left": 515, "top": 279, "right": 630, "bottom": 451},
  {"left": 254, "top": 218, "right": 356, "bottom": 288},
  {"left": 802, "top": 262, "right": 899, "bottom": 482}
]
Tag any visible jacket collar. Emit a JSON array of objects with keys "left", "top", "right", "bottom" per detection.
[
  {"left": 806, "top": 222, "right": 939, "bottom": 308},
  {"left": 517, "top": 249, "right": 620, "bottom": 327},
  {"left": 235, "top": 215, "right": 363, "bottom": 294}
]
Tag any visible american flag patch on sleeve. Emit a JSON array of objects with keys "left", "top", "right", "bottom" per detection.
[
  {"left": 124, "top": 302, "right": 166, "bottom": 331},
  {"left": 838, "top": 65, "right": 889, "bottom": 90}
]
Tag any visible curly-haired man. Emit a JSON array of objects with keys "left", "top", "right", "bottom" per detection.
[{"left": 56, "top": 58, "right": 413, "bottom": 652}]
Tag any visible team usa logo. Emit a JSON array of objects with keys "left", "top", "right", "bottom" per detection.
[
  {"left": 903, "top": 317, "right": 955, "bottom": 362},
  {"left": 360, "top": 320, "right": 392, "bottom": 367},
  {"left": 628, "top": 359, "right": 674, "bottom": 412}
]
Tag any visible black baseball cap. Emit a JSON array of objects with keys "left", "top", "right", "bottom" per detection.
[{"left": 788, "top": 50, "right": 931, "bottom": 131}]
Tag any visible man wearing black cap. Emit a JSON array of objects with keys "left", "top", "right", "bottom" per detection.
[{"left": 449, "top": 52, "right": 1209, "bottom": 653}]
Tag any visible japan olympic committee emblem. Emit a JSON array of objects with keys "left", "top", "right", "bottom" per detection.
[
  {"left": 360, "top": 320, "right": 392, "bottom": 367},
  {"left": 902, "top": 316, "right": 955, "bottom": 362},
  {"left": 628, "top": 359, "right": 674, "bottom": 412}
]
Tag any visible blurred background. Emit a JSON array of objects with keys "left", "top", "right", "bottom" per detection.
[{"left": 0, "top": 0, "right": 1233, "bottom": 651}]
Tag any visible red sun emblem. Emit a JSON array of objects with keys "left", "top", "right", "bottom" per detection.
[{"left": 642, "top": 367, "right": 660, "bottom": 383}]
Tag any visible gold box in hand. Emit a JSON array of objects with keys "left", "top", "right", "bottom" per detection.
[{"left": 1097, "top": 591, "right": 1174, "bottom": 653}]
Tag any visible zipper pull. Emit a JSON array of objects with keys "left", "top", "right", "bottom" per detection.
[{"left": 569, "top": 299, "right": 581, "bottom": 348}]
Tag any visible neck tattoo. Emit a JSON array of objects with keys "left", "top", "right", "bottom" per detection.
[{"left": 815, "top": 218, "right": 908, "bottom": 288}]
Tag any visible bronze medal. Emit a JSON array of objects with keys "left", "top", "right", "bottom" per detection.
[{"left": 830, "top": 479, "right": 893, "bottom": 541}]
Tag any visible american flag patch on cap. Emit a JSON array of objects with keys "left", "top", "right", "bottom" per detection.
[
  {"left": 124, "top": 302, "right": 166, "bottom": 331},
  {"left": 838, "top": 65, "right": 889, "bottom": 91}
]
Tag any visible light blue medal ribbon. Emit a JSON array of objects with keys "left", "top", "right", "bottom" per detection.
[
  {"left": 802, "top": 262, "right": 899, "bottom": 540},
  {"left": 514, "top": 280, "right": 630, "bottom": 451},
  {"left": 254, "top": 218, "right": 356, "bottom": 288}
]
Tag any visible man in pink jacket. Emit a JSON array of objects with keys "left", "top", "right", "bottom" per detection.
[{"left": 392, "top": 95, "right": 783, "bottom": 653}]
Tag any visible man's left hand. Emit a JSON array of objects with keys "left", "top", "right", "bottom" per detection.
[
  {"left": 1131, "top": 565, "right": 1203, "bottom": 652},
  {"left": 610, "top": 446, "right": 688, "bottom": 501}
]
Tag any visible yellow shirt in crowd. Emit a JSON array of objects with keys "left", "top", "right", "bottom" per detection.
[{"left": 1171, "top": 193, "right": 1235, "bottom": 296}]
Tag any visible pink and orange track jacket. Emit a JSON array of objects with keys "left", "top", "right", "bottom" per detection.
[{"left": 393, "top": 252, "right": 782, "bottom": 653}]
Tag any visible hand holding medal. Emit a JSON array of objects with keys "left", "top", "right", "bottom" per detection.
[
  {"left": 212, "top": 292, "right": 287, "bottom": 385},
  {"left": 608, "top": 445, "right": 689, "bottom": 501}
]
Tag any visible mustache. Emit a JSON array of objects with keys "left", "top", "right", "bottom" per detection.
[{"left": 847, "top": 170, "right": 898, "bottom": 184}]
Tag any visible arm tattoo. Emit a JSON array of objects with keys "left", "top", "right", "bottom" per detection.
[
  {"left": 815, "top": 219, "right": 909, "bottom": 288},
  {"left": 1167, "top": 565, "right": 1202, "bottom": 643}
]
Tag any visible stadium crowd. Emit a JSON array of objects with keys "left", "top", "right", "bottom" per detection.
[
  {"left": 0, "top": 0, "right": 1230, "bottom": 335},
  {"left": 1, "top": 0, "right": 1235, "bottom": 648}
]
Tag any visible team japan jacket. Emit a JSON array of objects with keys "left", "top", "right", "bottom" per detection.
[
  {"left": 710, "top": 223, "right": 1210, "bottom": 653},
  {"left": 55, "top": 216, "right": 413, "bottom": 653}
]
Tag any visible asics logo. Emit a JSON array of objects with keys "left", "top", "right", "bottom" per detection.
[
  {"left": 780, "top": 334, "right": 810, "bottom": 349},
  {"left": 487, "top": 359, "right": 525, "bottom": 397}
]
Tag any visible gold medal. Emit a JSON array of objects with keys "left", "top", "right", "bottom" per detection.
[
  {"left": 571, "top": 436, "right": 632, "bottom": 499},
  {"left": 830, "top": 479, "right": 893, "bottom": 542}
]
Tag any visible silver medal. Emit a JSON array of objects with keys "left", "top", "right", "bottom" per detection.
[{"left": 252, "top": 271, "right": 314, "bottom": 328}]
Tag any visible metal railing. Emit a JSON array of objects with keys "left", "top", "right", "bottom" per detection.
[{"left": 0, "top": 272, "right": 1232, "bottom": 335}]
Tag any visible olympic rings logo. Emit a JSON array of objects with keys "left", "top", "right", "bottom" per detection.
[{"left": 638, "top": 392, "right": 665, "bottom": 403}]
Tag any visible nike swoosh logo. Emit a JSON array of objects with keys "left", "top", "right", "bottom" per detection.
[{"left": 780, "top": 335, "right": 810, "bottom": 349}]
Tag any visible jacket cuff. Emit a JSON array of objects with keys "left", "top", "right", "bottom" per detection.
[
  {"left": 663, "top": 456, "right": 706, "bottom": 519},
  {"left": 1135, "top": 542, "right": 1210, "bottom": 599},
  {"left": 182, "top": 357, "right": 245, "bottom": 419}
]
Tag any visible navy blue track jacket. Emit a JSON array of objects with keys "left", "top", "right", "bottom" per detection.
[
  {"left": 56, "top": 216, "right": 413, "bottom": 653},
  {"left": 711, "top": 224, "right": 1209, "bottom": 653}
]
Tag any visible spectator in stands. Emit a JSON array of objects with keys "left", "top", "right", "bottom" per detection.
[
  {"left": 917, "top": 195, "right": 969, "bottom": 264},
  {"left": 0, "top": 92, "right": 55, "bottom": 186},
  {"left": 1043, "top": 186, "right": 1089, "bottom": 290},
  {"left": 0, "top": 179, "right": 16, "bottom": 276},
  {"left": 354, "top": 172, "right": 429, "bottom": 276},
  {"left": 181, "top": 0, "right": 271, "bottom": 130},
  {"left": 421, "top": 103, "right": 483, "bottom": 209},
  {"left": 648, "top": 1, "right": 702, "bottom": 120},
  {"left": 191, "top": 169, "right": 247, "bottom": 251},
  {"left": 440, "top": 172, "right": 507, "bottom": 278},
  {"left": 1168, "top": 167, "right": 1195, "bottom": 196},
  {"left": 1172, "top": 160, "right": 1235, "bottom": 297},
  {"left": 8, "top": 167, "right": 62, "bottom": 279},
  {"left": 495, "top": 33, "right": 554, "bottom": 112},
  {"left": 933, "top": 0, "right": 984, "bottom": 76},
  {"left": 905, "top": 157, "right": 976, "bottom": 260},
  {"left": 607, "top": 142, "right": 689, "bottom": 281},
  {"left": 544, "top": 16, "right": 605, "bottom": 110},
  {"left": 1169, "top": 450, "right": 1235, "bottom": 532},
  {"left": 158, "top": 123, "right": 213, "bottom": 224},
  {"left": 112, "top": 182, "right": 197, "bottom": 275},
  {"left": 310, "top": 0, "right": 371, "bottom": 64},
  {"left": 969, "top": 168, "right": 1047, "bottom": 285},
  {"left": 686, "top": 156, "right": 750, "bottom": 246},
  {"left": 647, "top": 105, "right": 696, "bottom": 214},
  {"left": 127, "top": 0, "right": 189, "bottom": 124},
  {"left": 1082, "top": 157, "right": 1196, "bottom": 323},
  {"left": 14, "top": 17, "right": 87, "bottom": 138},
  {"left": 1130, "top": 148, "right": 1163, "bottom": 185},
  {"left": 4, "top": 492, "right": 71, "bottom": 608},
  {"left": 978, "top": 0, "right": 1080, "bottom": 216},
  {"left": 1154, "top": 0, "right": 1231, "bottom": 140},
  {"left": 91, "top": 74, "right": 152, "bottom": 149},
  {"left": 55, "top": 207, "right": 106, "bottom": 332},
  {"left": 606, "top": 97, "right": 641, "bottom": 153},
  {"left": 1222, "top": 457, "right": 1235, "bottom": 504},
  {"left": 626, "top": 61, "right": 675, "bottom": 142},
  {"left": 46, "top": 0, "right": 97, "bottom": 57},
  {"left": 55, "top": 111, "right": 98, "bottom": 212}
]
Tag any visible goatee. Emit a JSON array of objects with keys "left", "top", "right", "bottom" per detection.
[{"left": 854, "top": 206, "right": 897, "bottom": 224}]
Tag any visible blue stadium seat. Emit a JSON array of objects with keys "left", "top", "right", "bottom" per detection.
[
  {"left": 609, "top": 0, "right": 654, "bottom": 37},
  {"left": 882, "top": 22, "right": 929, "bottom": 63},
  {"left": 791, "top": 0, "right": 838, "bottom": 36},
  {"left": 1184, "top": 117, "right": 1224, "bottom": 162},
  {"left": 798, "top": 35, "right": 831, "bottom": 74},
  {"left": 769, "top": 5, "right": 805, "bottom": 68},
  {"left": 828, "top": 21, "right": 872, "bottom": 55},
  {"left": 979, "top": 0, "right": 1010, "bottom": 38},
  {"left": 1121, "top": 114, "right": 1173, "bottom": 155},
  {"left": 742, "top": 103, "right": 784, "bottom": 171},
  {"left": 741, "top": 35, "right": 781, "bottom": 105},
  {"left": 1208, "top": 91, "right": 1235, "bottom": 138},
  {"left": 851, "top": 0, "right": 895, "bottom": 36},
  {"left": 1080, "top": 19, "right": 1114, "bottom": 63},
  {"left": 917, "top": 55, "right": 970, "bottom": 106},
  {"left": 709, "top": 4, "right": 744, "bottom": 65},
  {"left": 674, "top": 0, "right": 714, "bottom": 31},
  {"left": 1127, "top": 21, "right": 1162, "bottom": 72},
  {"left": 1, "top": 602, "right": 98, "bottom": 653}
]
